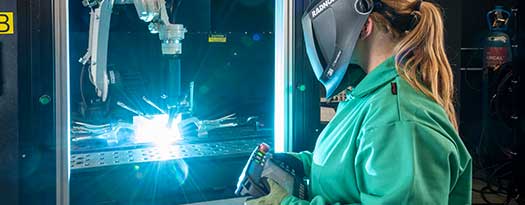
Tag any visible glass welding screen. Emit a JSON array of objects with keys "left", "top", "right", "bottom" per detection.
[
  {"left": 312, "top": 8, "right": 337, "bottom": 70},
  {"left": 189, "top": 0, "right": 275, "bottom": 122},
  {"left": 185, "top": 34, "right": 274, "bottom": 122},
  {"left": 211, "top": 0, "right": 274, "bottom": 32},
  {"left": 68, "top": 0, "right": 274, "bottom": 125}
]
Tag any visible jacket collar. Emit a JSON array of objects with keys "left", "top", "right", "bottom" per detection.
[{"left": 349, "top": 56, "right": 398, "bottom": 98}]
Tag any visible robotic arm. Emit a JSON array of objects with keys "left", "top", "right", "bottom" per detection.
[
  {"left": 79, "top": 0, "right": 116, "bottom": 102},
  {"left": 79, "top": 0, "right": 187, "bottom": 102}
]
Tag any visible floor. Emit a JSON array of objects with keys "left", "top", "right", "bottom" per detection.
[{"left": 472, "top": 178, "right": 513, "bottom": 205}]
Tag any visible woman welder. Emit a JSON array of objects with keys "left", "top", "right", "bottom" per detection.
[{"left": 246, "top": 0, "right": 472, "bottom": 204}]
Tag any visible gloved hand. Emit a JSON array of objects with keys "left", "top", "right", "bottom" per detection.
[{"left": 245, "top": 178, "right": 289, "bottom": 205}]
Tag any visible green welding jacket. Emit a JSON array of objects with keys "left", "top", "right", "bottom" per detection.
[{"left": 282, "top": 57, "right": 472, "bottom": 205}]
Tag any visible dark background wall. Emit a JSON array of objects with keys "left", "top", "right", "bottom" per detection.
[
  {"left": 458, "top": 0, "right": 523, "bottom": 200},
  {"left": 0, "top": 1, "right": 19, "bottom": 204},
  {"left": 435, "top": 0, "right": 462, "bottom": 132},
  {"left": 459, "top": 0, "right": 519, "bottom": 153}
]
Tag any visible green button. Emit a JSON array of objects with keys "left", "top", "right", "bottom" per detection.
[
  {"left": 298, "top": 84, "right": 306, "bottom": 92},
  {"left": 39, "top": 95, "right": 51, "bottom": 105}
]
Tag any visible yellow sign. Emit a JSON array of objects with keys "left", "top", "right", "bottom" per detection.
[
  {"left": 0, "top": 12, "right": 14, "bottom": 35},
  {"left": 208, "top": 34, "right": 227, "bottom": 43}
]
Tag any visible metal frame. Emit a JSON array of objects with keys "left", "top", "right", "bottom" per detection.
[
  {"left": 0, "top": 0, "right": 19, "bottom": 204},
  {"left": 275, "top": 0, "right": 321, "bottom": 153},
  {"left": 53, "top": 0, "right": 70, "bottom": 204},
  {"left": 17, "top": 0, "right": 57, "bottom": 203},
  {"left": 291, "top": 0, "right": 321, "bottom": 152},
  {"left": 274, "top": 0, "right": 295, "bottom": 152}
]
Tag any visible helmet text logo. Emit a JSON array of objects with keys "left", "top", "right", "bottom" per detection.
[{"left": 311, "top": 0, "right": 336, "bottom": 18}]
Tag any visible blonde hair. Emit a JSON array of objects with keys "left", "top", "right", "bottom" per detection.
[{"left": 371, "top": 0, "right": 458, "bottom": 130}]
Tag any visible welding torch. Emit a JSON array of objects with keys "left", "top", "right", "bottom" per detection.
[{"left": 166, "top": 55, "right": 182, "bottom": 128}]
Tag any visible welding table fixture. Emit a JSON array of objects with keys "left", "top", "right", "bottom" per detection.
[{"left": 78, "top": 0, "right": 187, "bottom": 127}]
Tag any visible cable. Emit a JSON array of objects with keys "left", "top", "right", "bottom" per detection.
[
  {"left": 80, "top": 64, "right": 88, "bottom": 108},
  {"left": 475, "top": 124, "right": 491, "bottom": 169},
  {"left": 168, "top": 0, "right": 183, "bottom": 23},
  {"left": 474, "top": 160, "right": 515, "bottom": 205}
]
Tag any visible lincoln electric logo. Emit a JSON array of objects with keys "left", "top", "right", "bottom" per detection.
[{"left": 311, "top": 0, "right": 336, "bottom": 18}]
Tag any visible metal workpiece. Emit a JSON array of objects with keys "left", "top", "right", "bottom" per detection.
[
  {"left": 71, "top": 138, "right": 272, "bottom": 170},
  {"left": 142, "top": 96, "right": 167, "bottom": 114},
  {"left": 189, "top": 81, "right": 195, "bottom": 113},
  {"left": 116, "top": 101, "right": 152, "bottom": 119}
]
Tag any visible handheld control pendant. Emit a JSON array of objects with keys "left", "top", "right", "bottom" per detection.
[{"left": 235, "top": 143, "right": 308, "bottom": 200}]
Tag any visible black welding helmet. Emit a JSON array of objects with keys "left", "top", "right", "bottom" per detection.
[{"left": 302, "top": 0, "right": 375, "bottom": 98}]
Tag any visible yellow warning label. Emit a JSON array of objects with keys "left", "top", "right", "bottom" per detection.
[
  {"left": 208, "top": 34, "right": 227, "bottom": 43},
  {"left": 0, "top": 12, "right": 14, "bottom": 35}
]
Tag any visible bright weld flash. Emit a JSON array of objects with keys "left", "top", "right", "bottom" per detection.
[{"left": 133, "top": 114, "right": 183, "bottom": 146}]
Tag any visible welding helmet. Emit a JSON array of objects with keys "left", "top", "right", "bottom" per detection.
[{"left": 302, "top": 0, "right": 375, "bottom": 98}]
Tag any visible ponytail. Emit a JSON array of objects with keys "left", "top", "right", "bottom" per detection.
[{"left": 372, "top": 0, "right": 458, "bottom": 130}]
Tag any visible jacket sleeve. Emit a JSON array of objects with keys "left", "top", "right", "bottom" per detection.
[
  {"left": 353, "top": 121, "right": 465, "bottom": 205},
  {"left": 287, "top": 151, "right": 313, "bottom": 178},
  {"left": 284, "top": 152, "right": 359, "bottom": 205}
]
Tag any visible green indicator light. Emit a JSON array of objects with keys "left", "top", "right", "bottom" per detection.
[
  {"left": 134, "top": 165, "right": 140, "bottom": 170},
  {"left": 257, "top": 152, "right": 264, "bottom": 157},
  {"left": 298, "top": 84, "right": 306, "bottom": 92},
  {"left": 39, "top": 95, "right": 51, "bottom": 105}
]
